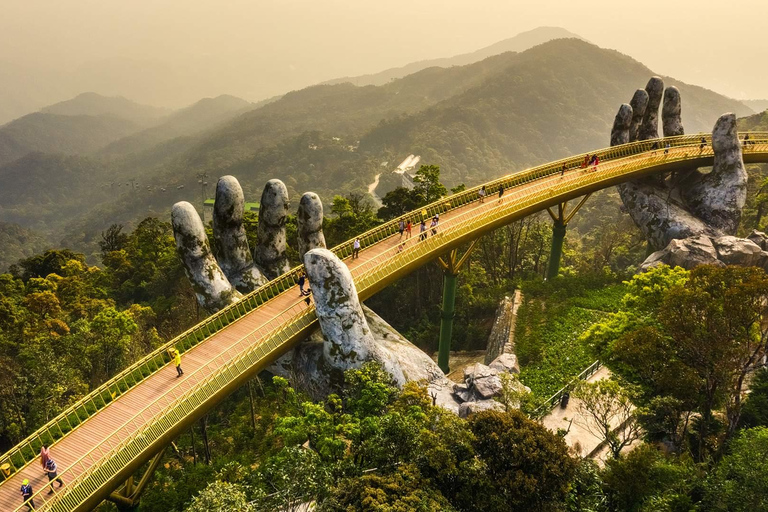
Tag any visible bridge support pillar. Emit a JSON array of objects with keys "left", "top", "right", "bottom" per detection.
[
  {"left": 545, "top": 194, "right": 591, "bottom": 280},
  {"left": 107, "top": 446, "right": 166, "bottom": 509},
  {"left": 436, "top": 240, "right": 478, "bottom": 374}
]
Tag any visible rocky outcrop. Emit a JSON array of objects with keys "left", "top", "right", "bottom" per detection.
[
  {"left": 484, "top": 293, "right": 521, "bottom": 364},
  {"left": 640, "top": 235, "right": 724, "bottom": 271},
  {"left": 489, "top": 353, "right": 520, "bottom": 374},
  {"left": 458, "top": 400, "right": 505, "bottom": 419},
  {"left": 254, "top": 179, "right": 290, "bottom": 279}
]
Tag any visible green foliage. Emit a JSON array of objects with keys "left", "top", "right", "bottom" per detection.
[
  {"left": 703, "top": 427, "right": 768, "bottom": 511},
  {"left": 739, "top": 368, "right": 768, "bottom": 428},
  {"left": 466, "top": 410, "right": 577, "bottom": 511},
  {"left": 321, "top": 464, "right": 456, "bottom": 512},
  {"left": 185, "top": 481, "right": 253, "bottom": 512},
  {"left": 514, "top": 274, "right": 624, "bottom": 400},
  {"left": 602, "top": 444, "right": 700, "bottom": 512}
]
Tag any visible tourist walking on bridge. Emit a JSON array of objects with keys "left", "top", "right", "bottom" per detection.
[
  {"left": 700, "top": 136, "right": 707, "bottom": 152},
  {"left": 20, "top": 479, "right": 35, "bottom": 510},
  {"left": 352, "top": 238, "right": 361, "bottom": 259},
  {"left": 44, "top": 457, "right": 64, "bottom": 493},
  {"left": 398, "top": 219, "right": 405, "bottom": 240},
  {"left": 40, "top": 444, "right": 50, "bottom": 472},
  {"left": 430, "top": 216, "right": 439, "bottom": 236},
  {"left": 298, "top": 271, "right": 309, "bottom": 297},
  {"left": 479, "top": 185, "right": 486, "bottom": 203},
  {"left": 560, "top": 163, "right": 567, "bottom": 177},
  {"left": 169, "top": 347, "right": 183, "bottom": 377},
  {"left": 405, "top": 220, "right": 412, "bottom": 239},
  {"left": 419, "top": 220, "right": 427, "bottom": 241},
  {"left": 498, "top": 184, "right": 505, "bottom": 203}
]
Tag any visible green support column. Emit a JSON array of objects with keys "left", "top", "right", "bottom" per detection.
[
  {"left": 438, "top": 271, "right": 458, "bottom": 374},
  {"left": 546, "top": 218, "right": 566, "bottom": 281},
  {"left": 545, "top": 194, "right": 591, "bottom": 281},
  {"left": 436, "top": 240, "right": 478, "bottom": 375}
]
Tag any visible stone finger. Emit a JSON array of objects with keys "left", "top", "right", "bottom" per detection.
[
  {"left": 629, "top": 89, "right": 649, "bottom": 142},
  {"left": 171, "top": 201, "right": 241, "bottom": 311},
  {"left": 638, "top": 76, "right": 664, "bottom": 141},
  {"left": 297, "top": 192, "right": 326, "bottom": 260},
  {"left": 680, "top": 113, "right": 747, "bottom": 234},
  {"left": 254, "top": 179, "right": 290, "bottom": 279},
  {"left": 610, "top": 104, "right": 633, "bottom": 146},
  {"left": 304, "top": 248, "right": 405, "bottom": 385},
  {"left": 662, "top": 86, "right": 684, "bottom": 137},
  {"left": 212, "top": 176, "right": 266, "bottom": 292}
]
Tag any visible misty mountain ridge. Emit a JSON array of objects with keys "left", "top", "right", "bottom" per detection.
[
  {"left": 0, "top": 38, "right": 755, "bottom": 261},
  {"left": 40, "top": 92, "right": 171, "bottom": 122},
  {"left": 98, "top": 94, "right": 255, "bottom": 156},
  {"left": 324, "top": 26, "right": 585, "bottom": 87}
]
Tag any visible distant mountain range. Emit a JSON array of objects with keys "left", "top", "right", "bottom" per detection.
[
  {"left": 0, "top": 33, "right": 757, "bottom": 263},
  {"left": 324, "top": 27, "right": 586, "bottom": 87}
]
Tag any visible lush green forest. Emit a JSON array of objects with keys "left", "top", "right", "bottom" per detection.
[{"left": 0, "top": 162, "right": 766, "bottom": 510}]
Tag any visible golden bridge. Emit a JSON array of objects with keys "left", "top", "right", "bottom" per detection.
[{"left": 1, "top": 133, "right": 767, "bottom": 511}]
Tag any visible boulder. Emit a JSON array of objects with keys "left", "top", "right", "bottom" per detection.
[
  {"left": 452, "top": 383, "right": 473, "bottom": 403},
  {"left": 747, "top": 230, "right": 768, "bottom": 251},
  {"left": 489, "top": 353, "right": 520, "bottom": 374},
  {"left": 640, "top": 235, "right": 725, "bottom": 271},
  {"left": 712, "top": 236, "right": 768, "bottom": 268},
  {"left": 463, "top": 363, "right": 503, "bottom": 399},
  {"left": 458, "top": 400, "right": 505, "bottom": 419}
]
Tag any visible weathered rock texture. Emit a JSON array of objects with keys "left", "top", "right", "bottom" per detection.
[
  {"left": 172, "top": 176, "right": 472, "bottom": 413},
  {"left": 212, "top": 176, "right": 266, "bottom": 292},
  {"left": 610, "top": 104, "right": 632, "bottom": 147},
  {"left": 255, "top": 180, "right": 290, "bottom": 279},
  {"left": 638, "top": 76, "right": 664, "bottom": 140},
  {"left": 304, "top": 248, "right": 406, "bottom": 386},
  {"left": 662, "top": 86, "right": 684, "bottom": 137},
  {"left": 484, "top": 291, "right": 522, "bottom": 365},
  {"left": 172, "top": 201, "right": 241, "bottom": 311},
  {"left": 612, "top": 79, "right": 753, "bottom": 270},
  {"left": 297, "top": 192, "right": 326, "bottom": 259},
  {"left": 629, "top": 89, "right": 649, "bottom": 142}
]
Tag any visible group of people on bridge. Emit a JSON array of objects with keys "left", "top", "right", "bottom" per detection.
[{"left": 19, "top": 444, "right": 65, "bottom": 510}]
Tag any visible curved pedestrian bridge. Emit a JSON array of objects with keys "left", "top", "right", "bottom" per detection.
[{"left": 2, "top": 133, "right": 767, "bottom": 511}]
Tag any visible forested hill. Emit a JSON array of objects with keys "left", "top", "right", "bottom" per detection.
[
  {"left": 0, "top": 112, "right": 140, "bottom": 166},
  {"left": 361, "top": 38, "right": 753, "bottom": 187},
  {"left": 0, "top": 38, "right": 754, "bottom": 257},
  {"left": 0, "top": 222, "right": 48, "bottom": 272},
  {"left": 98, "top": 95, "right": 255, "bottom": 156}
]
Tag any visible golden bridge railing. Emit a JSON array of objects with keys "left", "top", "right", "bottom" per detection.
[{"left": 4, "top": 132, "right": 768, "bottom": 510}]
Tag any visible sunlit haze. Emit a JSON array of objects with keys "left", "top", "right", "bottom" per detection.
[{"left": 2, "top": 0, "right": 767, "bottom": 119}]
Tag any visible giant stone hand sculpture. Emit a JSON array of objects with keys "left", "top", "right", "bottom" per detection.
[
  {"left": 611, "top": 77, "right": 768, "bottom": 270},
  {"left": 171, "top": 176, "right": 477, "bottom": 411}
]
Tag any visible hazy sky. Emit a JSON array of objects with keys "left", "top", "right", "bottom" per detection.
[{"left": 1, "top": 0, "right": 767, "bottom": 114}]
